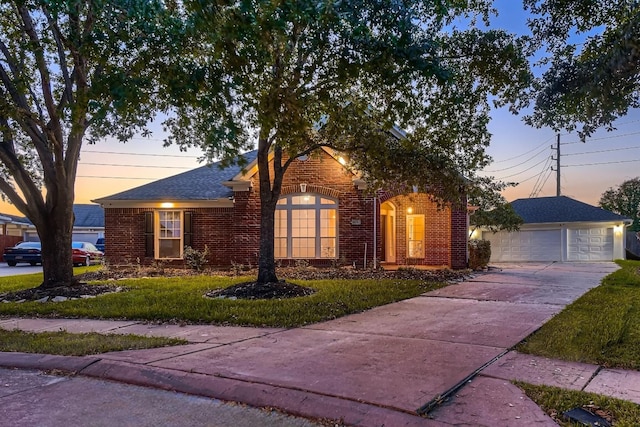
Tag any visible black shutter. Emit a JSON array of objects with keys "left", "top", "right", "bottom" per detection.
[
  {"left": 183, "top": 211, "right": 193, "bottom": 248},
  {"left": 144, "top": 211, "right": 154, "bottom": 257}
]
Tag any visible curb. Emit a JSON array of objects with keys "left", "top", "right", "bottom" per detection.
[{"left": 0, "top": 352, "right": 445, "bottom": 427}]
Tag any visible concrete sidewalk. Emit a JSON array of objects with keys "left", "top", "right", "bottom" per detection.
[{"left": 1, "top": 262, "right": 637, "bottom": 426}]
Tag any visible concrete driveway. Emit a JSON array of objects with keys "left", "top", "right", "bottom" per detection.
[{"left": 0, "top": 262, "right": 619, "bottom": 425}]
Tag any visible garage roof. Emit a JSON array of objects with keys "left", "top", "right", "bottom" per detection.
[{"left": 511, "top": 196, "right": 630, "bottom": 224}]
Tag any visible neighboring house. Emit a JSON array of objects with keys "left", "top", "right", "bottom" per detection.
[
  {"left": 0, "top": 204, "right": 105, "bottom": 244},
  {"left": 478, "top": 196, "right": 632, "bottom": 262},
  {"left": 0, "top": 213, "right": 32, "bottom": 238},
  {"left": 0, "top": 214, "right": 27, "bottom": 251},
  {"left": 94, "top": 149, "right": 468, "bottom": 269}
]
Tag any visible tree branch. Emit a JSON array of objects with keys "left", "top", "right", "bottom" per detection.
[
  {"left": 43, "top": 6, "right": 73, "bottom": 111},
  {"left": 0, "top": 116, "right": 46, "bottom": 216},
  {"left": 16, "top": 4, "right": 63, "bottom": 149}
]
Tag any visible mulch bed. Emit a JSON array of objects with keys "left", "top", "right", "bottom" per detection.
[
  {"left": 205, "top": 281, "right": 316, "bottom": 300},
  {"left": 0, "top": 283, "right": 123, "bottom": 302}
]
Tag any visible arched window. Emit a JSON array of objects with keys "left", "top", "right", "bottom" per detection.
[{"left": 275, "top": 194, "right": 338, "bottom": 259}]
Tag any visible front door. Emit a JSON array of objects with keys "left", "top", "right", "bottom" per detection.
[{"left": 380, "top": 202, "right": 396, "bottom": 263}]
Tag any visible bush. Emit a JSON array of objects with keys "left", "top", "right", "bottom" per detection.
[
  {"left": 468, "top": 239, "right": 491, "bottom": 270},
  {"left": 183, "top": 245, "right": 210, "bottom": 271}
]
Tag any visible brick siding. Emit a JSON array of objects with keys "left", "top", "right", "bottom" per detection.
[{"left": 104, "top": 150, "right": 468, "bottom": 269}]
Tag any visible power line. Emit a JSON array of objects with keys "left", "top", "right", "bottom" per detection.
[
  {"left": 80, "top": 162, "right": 191, "bottom": 170},
  {"left": 494, "top": 156, "right": 551, "bottom": 180},
  {"left": 563, "top": 130, "right": 640, "bottom": 145},
  {"left": 565, "top": 158, "right": 640, "bottom": 167},
  {"left": 490, "top": 136, "right": 554, "bottom": 163},
  {"left": 77, "top": 175, "right": 157, "bottom": 180},
  {"left": 530, "top": 168, "right": 554, "bottom": 198},
  {"left": 82, "top": 150, "right": 200, "bottom": 159},
  {"left": 484, "top": 145, "right": 550, "bottom": 172},
  {"left": 563, "top": 146, "right": 640, "bottom": 156},
  {"left": 529, "top": 156, "right": 553, "bottom": 197}
]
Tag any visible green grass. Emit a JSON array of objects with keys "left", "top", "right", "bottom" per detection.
[
  {"left": 0, "top": 270, "right": 447, "bottom": 327},
  {"left": 517, "top": 382, "right": 640, "bottom": 427},
  {"left": 517, "top": 260, "right": 640, "bottom": 369},
  {"left": 0, "top": 329, "right": 185, "bottom": 356}
]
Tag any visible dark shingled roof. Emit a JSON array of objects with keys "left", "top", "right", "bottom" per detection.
[
  {"left": 0, "top": 213, "right": 31, "bottom": 224},
  {"left": 0, "top": 204, "right": 104, "bottom": 228},
  {"left": 97, "top": 151, "right": 258, "bottom": 201},
  {"left": 511, "top": 196, "right": 629, "bottom": 224},
  {"left": 73, "top": 204, "right": 104, "bottom": 228}
]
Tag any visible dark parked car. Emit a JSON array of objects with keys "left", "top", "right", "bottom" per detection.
[
  {"left": 2, "top": 241, "right": 42, "bottom": 266},
  {"left": 72, "top": 241, "right": 104, "bottom": 266},
  {"left": 95, "top": 237, "right": 105, "bottom": 253},
  {"left": 2, "top": 241, "right": 104, "bottom": 267}
]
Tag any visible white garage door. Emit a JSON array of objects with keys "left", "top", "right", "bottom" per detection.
[
  {"left": 485, "top": 229, "right": 562, "bottom": 262},
  {"left": 567, "top": 228, "right": 613, "bottom": 261}
]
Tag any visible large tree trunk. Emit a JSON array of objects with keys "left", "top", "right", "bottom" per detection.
[
  {"left": 257, "top": 196, "right": 279, "bottom": 284},
  {"left": 35, "top": 197, "right": 77, "bottom": 289},
  {"left": 256, "top": 135, "right": 285, "bottom": 284}
]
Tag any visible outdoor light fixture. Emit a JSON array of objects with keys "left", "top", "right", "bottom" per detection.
[
  {"left": 160, "top": 202, "right": 175, "bottom": 208},
  {"left": 300, "top": 183, "right": 307, "bottom": 193},
  {"left": 407, "top": 207, "right": 413, "bottom": 214},
  {"left": 614, "top": 224, "right": 623, "bottom": 235}
]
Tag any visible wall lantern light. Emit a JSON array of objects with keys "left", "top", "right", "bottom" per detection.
[{"left": 300, "top": 183, "right": 307, "bottom": 193}]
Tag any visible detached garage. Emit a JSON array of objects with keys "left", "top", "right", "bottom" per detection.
[{"left": 480, "top": 196, "right": 631, "bottom": 263}]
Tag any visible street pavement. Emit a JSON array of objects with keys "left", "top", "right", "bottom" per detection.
[
  {"left": 1, "top": 262, "right": 637, "bottom": 426},
  {"left": 0, "top": 263, "right": 42, "bottom": 277},
  {"left": 0, "top": 367, "right": 321, "bottom": 427}
]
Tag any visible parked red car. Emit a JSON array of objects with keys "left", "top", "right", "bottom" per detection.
[
  {"left": 3, "top": 241, "right": 103, "bottom": 267},
  {"left": 72, "top": 241, "right": 104, "bottom": 266}
]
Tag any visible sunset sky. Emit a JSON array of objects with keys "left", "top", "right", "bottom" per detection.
[{"left": 1, "top": 1, "right": 638, "bottom": 217}]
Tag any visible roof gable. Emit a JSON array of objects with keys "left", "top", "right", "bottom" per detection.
[
  {"left": 229, "top": 147, "right": 357, "bottom": 182},
  {"left": 511, "top": 196, "right": 630, "bottom": 224},
  {"left": 95, "top": 151, "right": 258, "bottom": 202}
]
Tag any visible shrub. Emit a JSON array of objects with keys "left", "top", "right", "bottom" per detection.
[
  {"left": 468, "top": 239, "right": 491, "bottom": 270},
  {"left": 183, "top": 245, "right": 210, "bottom": 271}
]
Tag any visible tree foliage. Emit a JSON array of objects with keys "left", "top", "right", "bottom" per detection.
[
  {"left": 164, "top": 0, "right": 532, "bottom": 283},
  {"left": 0, "top": 0, "right": 171, "bottom": 287},
  {"left": 599, "top": 177, "right": 640, "bottom": 231},
  {"left": 524, "top": 0, "right": 640, "bottom": 138},
  {"left": 468, "top": 180, "right": 524, "bottom": 234}
]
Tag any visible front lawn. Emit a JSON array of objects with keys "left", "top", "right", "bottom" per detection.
[
  {"left": 517, "top": 382, "right": 640, "bottom": 427},
  {"left": 517, "top": 260, "right": 640, "bottom": 370},
  {"left": 0, "top": 268, "right": 450, "bottom": 327},
  {"left": 0, "top": 329, "right": 185, "bottom": 356}
]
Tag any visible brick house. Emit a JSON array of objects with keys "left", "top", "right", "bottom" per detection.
[{"left": 93, "top": 148, "right": 468, "bottom": 269}]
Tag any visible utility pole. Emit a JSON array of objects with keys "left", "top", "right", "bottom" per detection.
[{"left": 551, "top": 133, "right": 561, "bottom": 196}]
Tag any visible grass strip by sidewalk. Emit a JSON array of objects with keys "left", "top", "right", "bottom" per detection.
[
  {"left": 0, "top": 272, "right": 448, "bottom": 327},
  {"left": 0, "top": 329, "right": 186, "bottom": 356},
  {"left": 517, "top": 260, "right": 640, "bottom": 370},
  {"left": 517, "top": 382, "right": 640, "bottom": 427}
]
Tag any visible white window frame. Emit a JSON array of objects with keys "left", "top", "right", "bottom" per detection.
[
  {"left": 156, "top": 210, "right": 183, "bottom": 259},
  {"left": 275, "top": 194, "right": 338, "bottom": 259}
]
